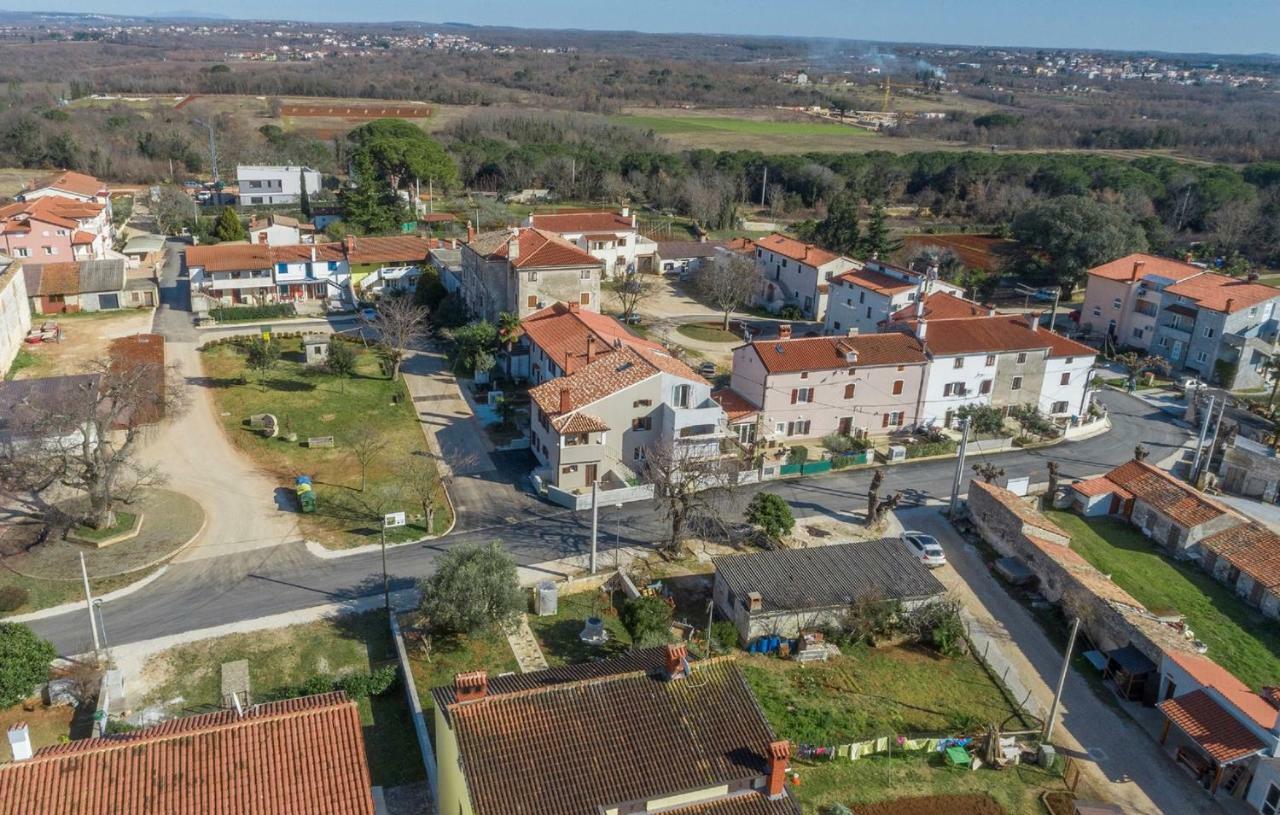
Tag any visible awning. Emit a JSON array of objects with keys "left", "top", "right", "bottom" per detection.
[
  {"left": 1106, "top": 644, "right": 1157, "bottom": 675},
  {"left": 1159, "top": 689, "right": 1265, "bottom": 764}
]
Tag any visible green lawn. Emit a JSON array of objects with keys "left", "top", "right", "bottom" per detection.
[
  {"left": 4, "top": 348, "right": 44, "bottom": 380},
  {"left": 526, "top": 590, "right": 635, "bottom": 667},
  {"left": 676, "top": 323, "right": 739, "bottom": 344},
  {"left": 613, "top": 113, "right": 878, "bottom": 139},
  {"left": 399, "top": 618, "right": 519, "bottom": 733},
  {"left": 793, "top": 754, "right": 1067, "bottom": 815},
  {"left": 741, "top": 646, "right": 1025, "bottom": 744},
  {"left": 142, "top": 611, "right": 423, "bottom": 788},
  {"left": 1048, "top": 511, "right": 1280, "bottom": 689},
  {"left": 201, "top": 338, "right": 450, "bottom": 548}
]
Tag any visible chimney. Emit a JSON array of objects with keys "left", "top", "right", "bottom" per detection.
[
  {"left": 507, "top": 234, "right": 521, "bottom": 261},
  {"left": 567, "top": 302, "right": 580, "bottom": 313},
  {"left": 778, "top": 324, "right": 792, "bottom": 340},
  {"left": 746, "top": 591, "right": 763, "bottom": 612},
  {"left": 7, "top": 722, "right": 32, "bottom": 762},
  {"left": 453, "top": 671, "right": 488, "bottom": 703},
  {"left": 914, "top": 291, "right": 925, "bottom": 318},
  {"left": 1028, "top": 311, "right": 1040, "bottom": 332},
  {"left": 466, "top": 220, "right": 476, "bottom": 242},
  {"left": 586, "top": 334, "right": 597, "bottom": 363},
  {"left": 766, "top": 740, "right": 791, "bottom": 798},
  {"left": 988, "top": 306, "right": 996, "bottom": 317},
  {"left": 664, "top": 642, "right": 688, "bottom": 679},
  {"left": 1226, "top": 297, "right": 1236, "bottom": 313},
  {"left": 559, "top": 386, "right": 572, "bottom": 414},
  {"left": 310, "top": 245, "right": 316, "bottom": 262},
  {"left": 846, "top": 327, "right": 859, "bottom": 337},
  {"left": 916, "top": 318, "right": 928, "bottom": 340},
  {"left": 344, "top": 234, "right": 356, "bottom": 254},
  {"left": 1131, "top": 259, "right": 1145, "bottom": 281},
  {"left": 257, "top": 232, "right": 268, "bottom": 245}
]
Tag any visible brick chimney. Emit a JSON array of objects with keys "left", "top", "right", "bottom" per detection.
[
  {"left": 1226, "top": 298, "right": 1236, "bottom": 313},
  {"left": 257, "top": 232, "right": 268, "bottom": 245},
  {"left": 507, "top": 233, "right": 521, "bottom": 261},
  {"left": 586, "top": 334, "right": 597, "bottom": 363},
  {"left": 1131, "top": 259, "right": 1145, "bottom": 281},
  {"left": 766, "top": 740, "right": 791, "bottom": 798},
  {"left": 746, "top": 591, "right": 763, "bottom": 612},
  {"left": 567, "top": 302, "right": 580, "bottom": 313},
  {"left": 1028, "top": 311, "right": 1040, "bottom": 332},
  {"left": 466, "top": 220, "right": 476, "bottom": 242},
  {"left": 344, "top": 234, "right": 356, "bottom": 254},
  {"left": 664, "top": 642, "right": 688, "bottom": 679},
  {"left": 7, "top": 722, "right": 32, "bottom": 762},
  {"left": 453, "top": 671, "right": 488, "bottom": 703},
  {"left": 777, "top": 324, "right": 792, "bottom": 340},
  {"left": 559, "top": 386, "right": 572, "bottom": 414}
]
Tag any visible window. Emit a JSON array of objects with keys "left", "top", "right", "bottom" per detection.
[
  {"left": 756, "top": 248, "right": 762, "bottom": 258},
  {"left": 1159, "top": 336, "right": 1170, "bottom": 349},
  {"left": 580, "top": 269, "right": 592, "bottom": 279},
  {"left": 800, "top": 372, "right": 808, "bottom": 379},
  {"left": 1195, "top": 350, "right": 1208, "bottom": 363},
  {"left": 561, "top": 465, "right": 577, "bottom": 474},
  {"left": 43, "top": 246, "right": 56, "bottom": 255},
  {"left": 250, "top": 196, "right": 263, "bottom": 205},
  {"left": 1011, "top": 376, "right": 1023, "bottom": 390},
  {"left": 528, "top": 270, "right": 539, "bottom": 282},
  {"left": 844, "top": 383, "right": 856, "bottom": 399},
  {"left": 527, "top": 295, "right": 538, "bottom": 308},
  {"left": 985, "top": 354, "right": 996, "bottom": 366},
  {"left": 633, "top": 447, "right": 645, "bottom": 461},
  {"left": 673, "top": 384, "right": 691, "bottom": 408},
  {"left": 1060, "top": 372, "right": 1071, "bottom": 386},
  {"left": 631, "top": 416, "right": 652, "bottom": 430},
  {"left": 786, "top": 419, "right": 811, "bottom": 436},
  {"left": 564, "top": 433, "right": 589, "bottom": 446},
  {"left": 1202, "top": 326, "right": 1215, "bottom": 338},
  {"left": 1132, "top": 328, "right": 1144, "bottom": 339},
  {"left": 953, "top": 357, "right": 964, "bottom": 369},
  {"left": 736, "top": 423, "right": 757, "bottom": 444},
  {"left": 833, "top": 322, "right": 841, "bottom": 331},
  {"left": 1092, "top": 306, "right": 1102, "bottom": 317},
  {"left": 979, "top": 379, "right": 992, "bottom": 395},
  {"left": 1052, "top": 400, "right": 1069, "bottom": 414},
  {"left": 859, "top": 291, "right": 866, "bottom": 304},
  {"left": 1016, "top": 352, "right": 1027, "bottom": 364},
  {"left": 865, "top": 307, "right": 872, "bottom": 319},
  {"left": 881, "top": 411, "right": 904, "bottom": 428},
  {"left": 1261, "top": 784, "right": 1280, "bottom": 815},
  {"left": 892, "top": 380, "right": 904, "bottom": 396},
  {"left": 1112, "top": 297, "right": 1121, "bottom": 309},
  {"left": 790, "top": 387, "right": 814, "bottom": 404},
  {"left": 633, "top": 399, "right": 652, "bottom": 408},
  {"left": 12, "top": 248, "right": 27, "bottom": 258},
  {"left": 580, "top": 292, "right": 591, "bottom": 305}
]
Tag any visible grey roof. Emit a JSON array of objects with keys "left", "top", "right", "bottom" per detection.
[
  {"left": 714, "top": 539, "right": 946, "bottom": 613},
  {"left": 658, "top": 240, "right": 726, "bottom": 259},
  {"left": 122, "top": 234, "right": 166, "bottom": 254},
  {"left": 76, "top": 259, "right": 127, "bottom": 293}
]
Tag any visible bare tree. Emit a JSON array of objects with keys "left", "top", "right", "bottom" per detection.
[
  {"left": 369, "top": 297, "right": 429, "bottom": 380},
  {"left": 1, "top": 354, "right": 186, "bottom": 530},
  {"left": 866, "top": 468, "right": 884, "bottom": 526},
  {"left": 972, "top": 462, "right": 1005, "bottom": 484},
  {"left": 347, "top": 427, "right": 388, "bottom": 493},
  {"left": 696, "top": 254, "right": 761, "bottom": 331},
  {"left": 152, "top": 185, "right": 195, "bottom": 235},
  {"left": 642, "top": 444, "right": 733, "bottom": 556},
  {"left": 401, "top": 453, "right": 441, "bottom": 533},
  {"left": 871, "top": 491, "right": 903, "bottom": 528},
  {"left": 605, "top": 265, "right": 657, "bottom": 325}
]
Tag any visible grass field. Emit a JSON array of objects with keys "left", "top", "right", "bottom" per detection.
[
  {"left": 1047, "top": 511, "right": 1280, "bottom": 689},
  {"left": 610, "top": 110, "right": 884, "bottom": 153},
  {"left": 527, "top": 589, "right": 635, "bottom": 667},
  {"left": 200, "top": 338, "right": 450, "bottom": 548},
  {"left": 676, "top": 323, "right": 740, "bottom": 343},
  {"left": 399, "top": 615, "right": 519, "bottom": 732},
  {"left": 142, "top": 611, "right": 422, "bottom": 788}
]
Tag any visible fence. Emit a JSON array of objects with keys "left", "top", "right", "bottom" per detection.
[{"left": 388, "top": 614, "right": 437, "bottom": 802}]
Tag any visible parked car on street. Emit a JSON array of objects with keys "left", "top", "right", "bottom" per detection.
[{"left": 901, "top": 531, "right": 947, "bottom": 568}]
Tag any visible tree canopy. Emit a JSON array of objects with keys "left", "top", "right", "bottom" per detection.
[
  {"left": 1011, "top": 195, "right": 1148, "bottom": 297},
  {"left": 342, "top": 153, "right": 406, "bottom": 234},
  {"left": 347, "top": 118, "right": 459, "bottom": 193},
  {"left": 212, "top": 206, "right": 245, "bottom": 242},
  {"left": 418, "top": 541, "right": 524, "bottom": 636},
  {"left": 0, "top": 623, "right": 55, "bottom": 707}
]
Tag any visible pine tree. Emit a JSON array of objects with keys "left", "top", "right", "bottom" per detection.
[
  {"left": 342, "top": 154, "right": 404, "bottom": 234},
  {"left": 299, "top": 168, "right": 312, "bottom": 220},
  {"left": 860, "top": 202, "right": 902, "bottom": 259},
  {"left": 814, "top": 193, "right": 861, "bottom": 256},
  {"left": 212, "top": 206, "right": 245, "bottom": 243}
]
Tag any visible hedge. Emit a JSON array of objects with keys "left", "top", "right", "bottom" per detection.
[
  {"left": 904, "top": 439, "right": 958, "bottom": 459},
  {"left": 210, "top": 303, "right": 297, "bottom": 322}
]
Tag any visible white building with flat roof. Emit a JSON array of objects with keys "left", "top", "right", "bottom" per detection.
[{"left": 236, "top": 165, "right": 322, "bottom": 207}]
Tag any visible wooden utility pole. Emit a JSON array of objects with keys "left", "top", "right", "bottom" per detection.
[{"left": 1043, "top": 617, "right": 1080, "bottom": 742}]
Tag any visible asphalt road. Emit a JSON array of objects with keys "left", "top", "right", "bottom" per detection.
[{"left": 29, "top": 387, "right": 1190, "bottom": 655}]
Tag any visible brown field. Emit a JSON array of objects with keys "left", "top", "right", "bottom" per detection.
[
  {"left": 853, "top": 794, "right": 1006, "bottom": 815},
  {"left": 898, "top": 234, "right": 1017, "bottom": 272}
]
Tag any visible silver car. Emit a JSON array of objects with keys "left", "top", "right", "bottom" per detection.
[{"left": 901, "top": 531, "right": 947, "bottom": 568}]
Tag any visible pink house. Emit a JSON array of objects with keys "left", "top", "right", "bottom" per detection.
[
  {"left": 721, "top": 327, "right": 928, "bottom": 446},
  {"left": 0, "top": 197, "right": 111, "bottom": 262},
  {"left": 1079, "top": 253, "right": 1204, "bottom": 349}
]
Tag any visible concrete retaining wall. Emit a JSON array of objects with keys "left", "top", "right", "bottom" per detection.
[{"left": 388, "top": 614, "right": 437, "bottom": 800}]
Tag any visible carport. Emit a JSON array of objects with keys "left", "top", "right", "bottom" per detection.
[{"left": 1158, "top": 689, "right": 1264, "bottom": 796}]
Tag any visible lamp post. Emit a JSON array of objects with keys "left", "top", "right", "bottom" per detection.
[{"left": 93, "top": 599, "right": 112, "bottom": 665}]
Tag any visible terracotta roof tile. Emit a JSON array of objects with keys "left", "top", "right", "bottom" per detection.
[
  {"left": 906, "top": 315, "right": 1094, "bottom": 358},
  {"left": 529, "top": 345, "right": 705, "bottom": 418},
  {"left": 1159, "top": 689, "right": 1266, "bottom": 763},
  {"left": 521, "top": 302, "right": 662, "bottom": 375},
  {"left": 834, "top": 267, "right": 916, "bottom": 295},
  {"left": 889, "top": 291, "right": 992, "bottom": 322},
  {"left": 1164, "top": 272, "right": 1280, "bottom": 314},
  {"left": 1165, "top": 652, "right": 1279, "bottom": 730},
  {"left": 469, "top": 227, "right": 602, "bottom": 270},
  {"left": 184, "top": 243, "right": 275, "bottom": 272},
  {"left": 28, "top": 262, "right": 80, "bottom": 296},
  {"left": 553, "top": 412, "right": 610, "bottom": 433},
  {"left": 1202, "top": 522, "right": 1280, "bottom": 590},
  {"left": 712, "top": 388, "right": 760, "bottom": 421},
  {"left": 755, "top": 233, "right": 840, "bottom": 267},
  {"left": 26, "top": 170, "right": 106, "bottom": 199},
  {"left": 529, "top": 210, "right": 635, "bottom": 234},
  {"left": 445, "top": 658, "right": 780, "bottom": 815},
  {"left": 343, "top": 234, "right": 436, "bottom": 264},
  {"left": 1101, "top": 460, "right": 1232, "bottom": 528},
  {"left": 667, "top": 794, "right": 801, "bottom": 815},
  {"left": 0, "top": 692, "right": 373, "bottom": 815},
  {"left": 1088, "top": 253, "right": 1204, "bottom": 283},
  {"left": 746, "top": 334, "right": 927, "bottom": 374},
  {"left": 1071, "top": 475, "right": 1134, "bottom": 501}
]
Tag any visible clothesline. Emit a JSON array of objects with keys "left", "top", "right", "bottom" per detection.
[{"left": 795, "top": 735, "right": 974, "bottom": 762}]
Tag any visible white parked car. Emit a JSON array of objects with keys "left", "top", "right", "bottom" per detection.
[{"left": 901, "top": 531, "right": 947, "bottom": 568}]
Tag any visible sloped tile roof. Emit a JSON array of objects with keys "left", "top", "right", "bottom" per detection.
[
  {"left": 445, "top": 658, "right": 779, "bottom": 815},
  {"left": 746, "top": 334, "right": 927, "bottom": 374},
  {"left": 469, "top": 227, "right": 602, "bottom": 269},
  {"left": 1201, "top": 522, "right": 1280, "bottom": 591},
  {"left": 712, "top": 388, "right": 760, "bottom": 421},
  {"left": 0, "top": 692, "right": 373, "bottom": 815},
  {"left": 1088, "top": 253, "right": 1203, "bottom": 283},
  {"left": 1101, "top": 460, "right": 1232, "bottom": 528},
  {"left": 552, "top": 412, "right": 610, "bottom": 434},
  {"left": 184, "top": 243, "right": 274, "bottom": 272},
  {"left": 25, "top": 262, "right": 80, "bottom": 296},
  {"left": 1159, "top": 689, "right": 1266, "bottom": 764},
  {"left": 529, "top": 210, "right": 635, "bottom": 234},
  {"left": 755, "top": 233, "right": 840, "bottom": 267},
  {"left": 27, "top": 170, "right": 105, "bottom": 198},
  {"left": 521, "top": 302, "right": 662, "bottom": 375},
  {"left": 1164, "top": 272, "right": 1280, "bottom": 314},
  {"left": 834, "top": 267, "right": 916, "bottom": 295},
  {"left": 529, "top": 345, "right": 705, "bottom": 417},
  {"left": 714, "top": 539, "right": 945, "bottom": 613},
  {"left": 343, "top": 234, "right": 436, "bottom": 264},
  {"left": 668, "top": 794, "right": 801, "bottom": 815},
  {"left": 658, "top": 240, "right": 726, "bottom": 259},
  {"left": 1071, "top": 475, "right": 1134, "bottom": 501},
  {"left": 1165, "top": 651, "right": 1280, "bottom": 730},
  {"left": 889, "top": 291, "right": 992, "bottom": 322},
  {"left": 907, "top": 315, "right": 1094, "bottom": 359}
]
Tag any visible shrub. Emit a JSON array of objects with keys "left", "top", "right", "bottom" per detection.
[
  {"left": 824, "top": 806, "right": 854, "bottom": 815},
  {"left": 104, "top": 719, "right": 139, "bottom": 735},
  {"left": 710, "top": 620, "right": 741, "bottom": 652},
  {"left": 839, "top": 595, "right": 899, "bottom": 646},
  {"left": 336, "top": 665, "right": 398, "bottom": 699},
  {"left": 620, "top": 595, "right": 674, "bottom": 647},
  {"left": 0, "top": 622, "right": 56, "bottom": 707},
  {"left": 821, "top": 433, "right": 869, "bottom": 454},
  {"left": 745, "top": 493, "right": 795, "bottom": 542},
  {"left": 955, "top": 404, "right": 1005, "bottom": 435},
  {"left": 418, "top": 541, "right": 524, "bottom": 636},
  {"left": 901, "top": 597, "right": 967, "bottom": 657},
  {"left": 779, "top": 306, "right": 803, "bottom": 320},
  {"left": 903, "top": 438, "right": 957, "bottom": 459},
  {"left": 787, "top": 445, "right": 809, "bottom": 466},
  {"left": 210, "top": 303, "right": 297, "bottom": 322},
  {"left": 0, "top": 585, "right": 29, "bottom": 612}
]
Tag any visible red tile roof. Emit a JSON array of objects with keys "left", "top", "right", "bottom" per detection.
[
  {"left": 185, "top": 243, "right": 275, "bottom": 272},
  {"left": 746, "top": 334, "right": 927, "bottom": 374},
  {"left": 28, "top": 263, "right": 80, "bottom": 296},
  {"left": 552, "top": 412, "right": 610, "bottom": 434},
  {"left": 889, "top": 291, "right": 991, "bottom": 322},
  {"left": 668, "top": 794, "right": 801, "bottom": 815},
  {"left": 756, "top": 233, "right": 840, "bottom": 267},
  {"left": 444, "top": 657, "right": 781, "bottom": 815},
  {"left": 0, "top": 692, "right": 374, "bottom": 815},
  {"left": 343, "top": 234, "right": 436, "bottom": 264},
  {"left": 521, "top": 302, "right": 663, "bottom": 375},
  {"left": 469, "top": 227, "right": 602, "bottom": 270},
  {"left": 1164, "top": 272, "right": 1280, "bottom": 314},
  {"left": 528, "top": 210, "right": 636, "bottom": 234},
  {"left": 1159, "top": 689, "right": 1266, "bottom": 764},
  {"left": 712, "top": 388, "right": 760, "bottom": 421},
  {"left": 1088, "top": 253, "right": 1203, "bottom": 283},
  {"left": 1071, "top": 475, "right": 1134, "bottom": 501},
  {"left": 1202, "top": 522, "right": 1280, "bottom": 591},
  {"left": 529, "top": 345, "right": 705, "bottom": 418},
  {"left": 26, "top": 170, "right": 106, "bottom": 199},
  {"left": 907, "top": 315, "right": 1094, "bottom": 358},
  {"left": 1101, "top": 460, "right": 1232, "bottom": 528},
  {"left": 1166, "top": 651, "right": 1279, "bottom": 730},
  {"left": 834, "top": 267, "right": 916, "bottom": 295}
]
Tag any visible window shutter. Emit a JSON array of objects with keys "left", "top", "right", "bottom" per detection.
[
  {"left": 882, "top": 413, "right": 890, "bottom": 428},
  {"left": 844, "top": 383, "right": 855, "bottom": 399},
  {"left": 791, "top": 389, "right": 798, "bottom": 404}
]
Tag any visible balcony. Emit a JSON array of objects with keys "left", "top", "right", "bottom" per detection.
[{"left": 559, "top": 437, "right": 605, "bottom": 466}]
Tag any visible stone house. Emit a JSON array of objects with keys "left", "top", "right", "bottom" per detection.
[
  {"left": 23, "top": 259, "right": 149, "bottom": 314},
  {"left": 0, "top": 255, "right": 31, "bottom": 375},
  {"left": 1199, "top": 522, "right": 1280, "bottom": 619},
  {"left": 459, "top": 227, "right": 604, "bottom": 322},
  {"left": 1218, "top": 435, "right": 1280, "bottom": 502},
  {"left": 526, "top": 208, "right": 658, "bottom": 276}
]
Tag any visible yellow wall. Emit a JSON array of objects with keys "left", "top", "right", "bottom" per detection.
[{"left": 434, "top": 706, "right": 474, "bottom": 815}]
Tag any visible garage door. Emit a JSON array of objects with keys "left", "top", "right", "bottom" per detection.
[{"left": 98, "top": 293, "right": 120, "bottom": 310}]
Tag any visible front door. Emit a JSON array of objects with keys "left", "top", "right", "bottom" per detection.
[
  {"left": 585, "top": 463, "right": 598, "bottom": 484},
  {"left": 838, "top": 417, "right": 853, "bottom": 435}
]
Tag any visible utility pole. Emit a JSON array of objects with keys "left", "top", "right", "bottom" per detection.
[
  {"left": 428, "top": 177, "right": 434, "bottom": 214},
  {"left": 193, "top": 118, "right": 219, "bottom": 183},
  {"left": 1190, "top": 394, "right": 1216, "bottom": 480},
  {"left": 381, "top": 521, "right": 390, "bottom": 613},
  {"left": 1043, "top": 617, "right": 1080, "bottom": 742},
  {"left": 93, "top": 599, "right": 112, "bottom": 665},
  {"left": 1078, "top": 366, "right": 1095, "bottom": 418},
  {"left": 80, "top": 553, "right": 100, "bottom": 656},
  {"left": 760, "top": 166, "right": 768, "bottom": 208},
  {"left": 948, "top": 418, "right": 971, "bottom": 519},
  {"left": 589, "top": 480, "right": 599, "bottom": 574},
  {"left": 1047, "top": 287, "right": 1061, "bottom": 333},
  {"left": 705, "top": 599, "right": 715, "bottom": 656}
]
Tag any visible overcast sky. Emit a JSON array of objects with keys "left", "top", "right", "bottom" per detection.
[{"left": 52, "top": 0, "right": 1280, "bottom": 55}]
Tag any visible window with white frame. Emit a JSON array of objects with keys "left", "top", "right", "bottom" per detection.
[
  {"left": 1052, "top": 400, "right": 1069, "bottom": 414},
  {"left": 673, "top": 384, "right": 691, "bottom": 408},
  {"left": 1011, "top": 376, "right": 1023, "bottom": 390},
  {"left": 1262, "top": 784, "right": 1280, "bottom": 815},
  {"left": 1112, "top": 297, "right": 1121, "bottom": 309}
]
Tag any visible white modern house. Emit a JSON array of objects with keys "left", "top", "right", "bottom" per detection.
[
  {"left": 752, "top": 233, "right": 858, "bottom": 321},
  {"left": 526, "top": 208, "right": 658, "bottom": 277},
  {"left": 236, "top": 165, "right": 322, "bottom": 206},
  {"left": 825, "top": 260, "right": 965, "bottom": 336}
]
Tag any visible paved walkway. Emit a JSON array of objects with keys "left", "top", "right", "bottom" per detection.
[
  {"left": 505, "top": 614, "right": 550, "bottom": 672},
  {"left": 900, "top": 506, "right": 1225, "bottom": 815}
]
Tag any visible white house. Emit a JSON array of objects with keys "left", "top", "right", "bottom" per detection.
[
  {"left": 0, "top": 255, "right": 31, "bottom": 375},
  {"left": 236, "top": 165, "right": 322, "bottom": 207},
  {"left": 248, "top": 214, "right": 307, "bottom": 246},
  {"left": 825, "top": 260, "right": 964, "bottom": 336},
  {"left": 526, "top": 208, "right": 658, "bottom": 277},
  {"left": 753, "top": 233, "right": 858, "bottom": 321}
]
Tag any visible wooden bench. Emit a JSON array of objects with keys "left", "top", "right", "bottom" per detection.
[{"left": 306, "top": 436, "right": 335, "bottom": 448}]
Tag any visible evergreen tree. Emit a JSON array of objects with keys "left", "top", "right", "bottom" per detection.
[
  {"left": 859, "top": 203, "right": 901, "bottom": 259},
  {"left": 212, "top": 206, "right": 245, "bottom": 243},
  {"left": 342, "top": 154, "right": 404, "bottom": 234},
  {"left": 814, "top": 193, "right": 861, "bottom": 256},
  {"left": 299, "top": 168, "right": 312, "bottom": 220}
]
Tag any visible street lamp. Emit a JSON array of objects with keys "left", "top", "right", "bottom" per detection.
[{"left": 93, "top": 599, "right": 112, "bottom": 664}]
